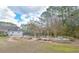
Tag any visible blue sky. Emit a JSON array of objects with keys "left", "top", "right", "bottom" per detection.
[
  {"left": 0, "top": 6, "right": 48, "bottom": 26},
  {"left": 15, "top": 13, "right": 22, "bottom": 22},
  {"left": 8, "top": 6, "right": 48, "bottom": 23}
]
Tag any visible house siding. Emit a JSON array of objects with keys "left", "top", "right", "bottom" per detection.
[{"left": 7, "top": 31, "right": 23, "bottom": 37}]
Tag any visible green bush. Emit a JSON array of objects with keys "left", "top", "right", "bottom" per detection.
[{"left": 0, "top": 32, "right": 8, "bottom": 37}]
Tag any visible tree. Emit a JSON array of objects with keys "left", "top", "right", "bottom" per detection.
[
  {"left": 22, "top": 6, "right": 79, "bottom": 39},
  {"left": 39, "top": 6, "right": 79, "bottom": 38}
]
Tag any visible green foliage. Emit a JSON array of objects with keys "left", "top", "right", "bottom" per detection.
[
  {"left": 43, "top": 44, "right": 79, "bottom": 52},
  {"left": 22, "top": 6, "right": 79, "bottom": 39},
  {"left": 39, "top": 6, "right": 79, "bottom": 38},
  {"left": 0, "top": 32, "right": 8, "bottom": 37}
]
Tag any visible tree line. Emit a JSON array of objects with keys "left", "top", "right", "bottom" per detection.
[{"left": 21, "top": 6, "right": 79, "bottom": 38}]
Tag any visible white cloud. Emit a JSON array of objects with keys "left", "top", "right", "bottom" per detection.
[
  {"left": 0, "top": 6, "right": 48, "bottom": 27},
  {"left": 0, "top": 7, "right": 20, "bottom": 26},
  {"left": 0, "top": 6, "right": 7, "bottom": 9},
  {"left": 5, "top": 8, "right": 16, "bottom": 18},
  {"left": 20, "top": 14, "right": 31, "bottom": 24},
  {"left": 20, "top": 6, "right": 48, "bottom": 25}
]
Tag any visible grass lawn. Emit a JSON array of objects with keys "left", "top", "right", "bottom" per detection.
[
  {"left": 0, "top": 37, "right": 78, "bottom": 52},
  {"left": 0, "top": 37, "right": 8, "bottom": 41},
  {"left": 42, "top": 43, "right": 79, "bottom": 52}
]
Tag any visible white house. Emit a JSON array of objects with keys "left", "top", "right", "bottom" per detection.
[
  {"left": 7, "top": 26, "right": 23, "bottom": 37},
  {"left": 7, "top": 30, "right": 23, "bottom": 37},
  {"left": 0, "top": 22, "right": 23, "bottom": 37}
]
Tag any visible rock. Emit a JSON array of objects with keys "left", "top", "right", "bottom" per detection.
[
  {"left": 54, "top": 36, "right": 70, "bottom": 40},
  {"left": 50, "top": 36, "right": 72, "bottom": 43},
  {"left": 23, "top": 36, "right": 32, "bottom": 40},
  {"left": 41, "top": 38, "right": 50, "bottom": 41},
  {"left": 8, "top": 38, "right": 17, "bottom": 43}
]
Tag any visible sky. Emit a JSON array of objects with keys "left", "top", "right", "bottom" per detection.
[{"left": 0, "top": 6, "right": 48, "bottom": 27}]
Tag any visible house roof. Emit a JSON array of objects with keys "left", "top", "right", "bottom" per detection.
[{"left": 0, "top": 22, "right": 20, "bottom": 32}]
